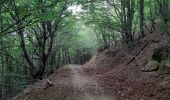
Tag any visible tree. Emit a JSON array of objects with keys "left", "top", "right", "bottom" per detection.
[
  {"left": 0, "top": 0, "right": 170, "bottom": 99},
  {"left": 9, "top": 0, "right": 72, "bottom": 79},
  {"left": 106, "top": 0, "right": 136, "bottom": 46},
  {"left": 157, "top": 0, "right": 170, "bottom": 37},
  {"left": 139, "top": 0, "right": 145, "bottom": 38}
]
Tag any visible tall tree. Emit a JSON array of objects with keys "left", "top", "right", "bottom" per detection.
[
  {"left": 106, "top": 0, "right": 136, "bottom": 46},
  {"left": 157, "top": 0, "right": 170, "bottom": 37},
  {"left": 9, "top": 0, "right": 72, "bottom": 79},
  {"left": 139, "top": 0, "right": 145, "bottom": 38}
]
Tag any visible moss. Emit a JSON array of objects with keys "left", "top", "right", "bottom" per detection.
[
  {"left": 158, "top": 61, "right": 170, "bottom": 74},
  {"left": 142, "top": 61, "right": 160, "bottom": 72}
]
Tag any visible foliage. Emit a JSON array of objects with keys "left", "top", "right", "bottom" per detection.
[{"left": 0, "top": 0, "right": 169, "bottom": 99}]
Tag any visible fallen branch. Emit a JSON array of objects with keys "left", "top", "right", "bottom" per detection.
[
  {"left": 127, "top": 38, "right": 151, "bottom": 65},
  {"left": 47, "top": 79, "right": 53, "bottom": 86},
  {"left": 44, "top": 79, "right": 53, "bottom": 90}
]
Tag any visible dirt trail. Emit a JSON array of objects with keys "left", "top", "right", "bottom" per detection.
[
  {"left": 13, "top": 33, "right": 170, "bottom": 100},
  {"left": 68, "top": 65, "right": 115, "bottom": 100}
]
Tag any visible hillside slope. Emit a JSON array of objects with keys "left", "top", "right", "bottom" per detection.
[{"left": 12, "top": 33, "right": 170, "bottom": 100}]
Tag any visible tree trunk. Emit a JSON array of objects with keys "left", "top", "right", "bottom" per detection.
[
  {"left": 120, "top": 0, "right": 134, "bottom": 47},
  {"left": 139, "top": 0, "right": 145, "bottom": 38},
  {"left": 18, "top": 29, "right": 36, "bottom": 78},
  {"left": 0, "top": 37, "right": 5, "bottom": 100}
]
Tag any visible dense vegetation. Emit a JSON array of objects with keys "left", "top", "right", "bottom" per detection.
[{"left": 0, "top": 0, "right": 169, "bottom": 99}]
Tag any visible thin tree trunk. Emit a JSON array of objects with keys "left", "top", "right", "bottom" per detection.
[
  {"left": 57, "top": 50, "right": 61, "bottom": 68},
  {"left": 1, "top": 37, "right": 5, "bottom": 100},
  {"left": 139, "top": 0, "right": 145, "bottom": 38}
]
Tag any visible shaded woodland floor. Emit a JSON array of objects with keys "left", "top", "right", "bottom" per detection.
[{"left": 12, "top": 33, "right": 170, "bottom": 100}]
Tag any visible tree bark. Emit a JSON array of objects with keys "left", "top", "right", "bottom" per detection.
[
  {"left": 139, "top": 0, "right": 145, "bottom": 38},
  {"left": 18, "top": 29, "right": 36, "bottom": 78}
]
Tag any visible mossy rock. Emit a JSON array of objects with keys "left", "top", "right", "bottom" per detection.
[
  {"left": 142, "top": 61, "right": 160, "bottom": 72},
  {"left": 158, "top": 60, "right": 170, "bottom": 74},
  {"left": 160, "top": 75, "right": 170, "bottom": 85},
  {"left": 152, "top": 44, "right": 170, "bottom": 62}
]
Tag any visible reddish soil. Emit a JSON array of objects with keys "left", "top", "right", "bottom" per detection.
[{"left": 12, "top": 33, "right": 170, "bottom": 100}]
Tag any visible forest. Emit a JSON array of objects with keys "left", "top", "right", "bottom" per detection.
[{"left": 0, "top": 0, "right": 170, "bottom": 100}]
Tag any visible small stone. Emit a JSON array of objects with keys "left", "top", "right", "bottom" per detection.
[
  {"left": 120, "top": 94, "right": 125, "bottom": 97},
  {"left": 142, "top": 61, "right": 160, "bottom": 72}
]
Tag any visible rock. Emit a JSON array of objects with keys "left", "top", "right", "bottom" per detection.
[
  {"left": 160, "top": 75, "right": 170, "bottom": 85},
  {"left": 155, "top": 73, "right": 160, "bottom": 77},
  {"left": 158, "top": 60, "right": 170, "bottom": 74},
  {"left": 152, "top": 44, "right": 170, "bottom": 62},
  {"left": 164, "top": 60, "right": 170, "bottom": 68},
  {"left": 23, "top": 87, "right": 32, "bottom": 95},
  {"left": 140, "top": 99, "right": 145, "bottom": 100},
  {"left": 142, "top": 61, "right": 160, "bottom": 72},
  {"left": 120, "top": 94, "right": 125, "bottom": 97}
]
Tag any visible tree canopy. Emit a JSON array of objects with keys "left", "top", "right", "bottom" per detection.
[{"left": 0, "top": 0, "right": 169, "bottom": 99}]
